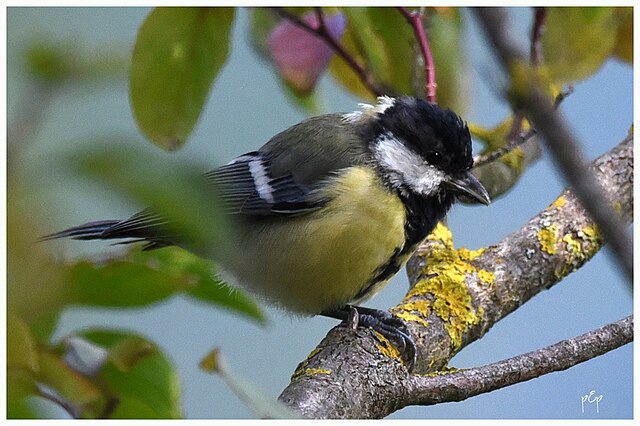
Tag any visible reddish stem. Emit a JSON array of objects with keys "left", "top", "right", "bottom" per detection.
[
  {"left": 270, "top": 7, "right": 386, "bottom": 97},
  {"left": 530, "top": 7, "right": 547, "bottom": 66},
  {"left": 398, "top": 7, "right": 437, "bottom": 103}
]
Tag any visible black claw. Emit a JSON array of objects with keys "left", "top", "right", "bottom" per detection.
[{"left": 322, "top": 305, "right": 417, "bottom": 371}]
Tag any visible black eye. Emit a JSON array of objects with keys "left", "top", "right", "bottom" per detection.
[{"left": 426, "top": 150, "right": 442, "bottom": 165}]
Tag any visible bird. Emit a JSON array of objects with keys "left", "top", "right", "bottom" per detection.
[{"left": 44, "top": 96, "right": 491, "bottom": 370}]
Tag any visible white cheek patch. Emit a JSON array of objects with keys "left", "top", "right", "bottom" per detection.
[
  {"left": 342, "top": 96, "right": 396, "bottom": 123},
  {"left": 248, "top": 158, "right": 275, "bottom": 203},
  {"left": 374, "top": 133, "right": 445, "bottom": 197}
]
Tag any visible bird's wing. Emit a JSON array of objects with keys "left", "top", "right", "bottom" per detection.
[
  {"left": 207, "top": 114, "right": 367, "bottom": 217},
  {"left": 45, "top": 114, "right": 368, "bottom": 248},
  {"left": 205, "top": 152, "right": 319, "bottom": 216}
]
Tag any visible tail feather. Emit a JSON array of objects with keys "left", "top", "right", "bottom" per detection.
[
  {"left": 41, "top": 214, "right": 175, "bottom": 251},
  {"left": 40, "top": 220, "right": 122, "bottom": 241}
]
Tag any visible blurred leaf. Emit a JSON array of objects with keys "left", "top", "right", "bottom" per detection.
[
  {"left": 26, "top": 40, "right": 127, "bottom": 83},
  {"left": 250, "top": 8, "right": 282, "bottom": 59},
  {"left": 108, "top": 336, "right": 155, "bottom": 373},
  {"left": 81, "top": 330, "right": 182, "bottom": 419},
  {"left": 71, "top": 144, "right": 226, "bottom": 253},
  {"left": 37, "top": 350, "right": 107, "bottom": 418},
  {"left": 429, "top": 9, "right": 465, "bottom": 111},
  {"left": 343, "top": 8, "right": 414, "bottom": 95},
  {"left": 266, "top": 11, "right": 346, "bottom": 94},
  {"left": 469, "top": 117, "right": 539, "bottom": 199},
  {"left": 65, "top": 260, "right": 185, "bottom": 308},
  {"left": 8, "top": 198, "right": 69, "bottom": 340},
  {"left": 60, "top": 242, "right": 265, "bottom": 322},
  {"left": 543, "top": 7, "right": 617, "bottom": 84},
  {"left": 8, "top": 313, "right": 40, "bottom": 372},
  {"left": 200, "top": 348, "right": 300, "bottom": 419},
  {"left": 7, "top": 369, "right": 39, "bottom": 418},
  {"left": 328, "top": 24, "right": 376, "bottom": 100},
  {"left": 613, "top": 7, "right": 633, "bottom": 63},
  {"left": 7, "top": 314, "right": 40, "bottom": 418},
  {"left": 130, "top": 7, "right": 235, "bottom": 150},
  {"left": 131, "top": 247, "right": 266, "bottom": 323}
]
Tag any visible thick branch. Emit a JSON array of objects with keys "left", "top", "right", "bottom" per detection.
[
  {"left": 279, "top": 137, "right": 633, "bottom": 418},
  {"left": 406, "top": 316, "right": 632, "bottom": 406},
  {"left": 473, "top": 8, "right": 633, "bottom": 281}
]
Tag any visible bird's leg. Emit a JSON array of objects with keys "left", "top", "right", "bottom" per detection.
[{"left": 321, "top": 305, "right": 417, "bottom": 371}]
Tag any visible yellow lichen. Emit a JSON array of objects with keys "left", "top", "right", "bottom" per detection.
[
  {"left": 421, "top": 365, "right": 463, "bottom": 377},
  {"left": 458, "top": 247, "right": 486, "bottom": 261},
  {"left": 302, "top": 368, "right": 331, "bottom": 376},
  {"left": 554, "top": 226, "right": 602, "bottom": 280},
  {"left": 373, "top": 331, "right": 402, "bottom": 362},
  {"left": 537, "top": 224, "right": 559, "bottom": 254},
  {"left": 391, "top": 299, "right": 430, "bottom": 327},
  {"left": 477, "top": 269, "right": 495, "bottom": 285},
  {"left": 290, "top": 347, "right": 324, "bottom": 382},
  {"left": 291, "top": 367, "right": 331, "bottom": 382},
  {"left": 409, "top": 223, "right": 485, "bottom": 352},
  {"left": 551, "top": 196, "right": 567, "bottom": 209}
]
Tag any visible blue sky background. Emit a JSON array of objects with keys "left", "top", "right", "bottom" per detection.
[{"left": 7, "top": 7, "right": 633, "bottom": 419}]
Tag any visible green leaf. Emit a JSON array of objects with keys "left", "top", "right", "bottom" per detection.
[
  {"left": 80, "top": 330, "right": 182, "bottom": 419},
  {"left": 429, "top": 9, "right": 465, "bottom": 111},
  {"left": 543, "top": 7, "right": 617, "bottom": 84},
  {"left": 26, "top": 40, "right": 127, "bottom": 84},
  {"left": 130, "top": 248, "right": 266, "bottom": 323},
  {"left": 66, "top": 259, "right": 185, "bottom": 308},
  {"left": 342, "top": 8, "right": 415, "bottom": 95},
  {"left": 130, "top": 7, "right": 235, "bottom": 150},
  {"left": 71, "top": 144, "right": 227, "bottom": 252},
  {"left": 613, "top": 7, "right": 633, "bottom": 63},
  {"left": 7, "top": 313, "right": 39, "bottom": 372},
  {"left": 328, "top": 24, "right": 376, "bottom": 100}
]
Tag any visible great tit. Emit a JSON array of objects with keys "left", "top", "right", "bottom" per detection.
[{"left": 45, "top": 96, "right": 490, "bottom": 370}]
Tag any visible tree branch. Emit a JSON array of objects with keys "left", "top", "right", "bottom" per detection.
[
  {"left": 406, "top": 316, "right": 632, "bottom": 406},
  {"left": 279, "top": 136, "right": 633, "bottom": 418},
  {"left": 473, "top": 8, "right": 633, "bottom": 282}
]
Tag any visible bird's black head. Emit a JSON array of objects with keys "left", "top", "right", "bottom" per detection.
[{"left": 355, "top": 96, "right": 489, "bottom": 205}]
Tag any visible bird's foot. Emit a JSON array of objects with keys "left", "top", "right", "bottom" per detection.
[{"left": 322, "top": 305, "right": 417, "bottom": 372}]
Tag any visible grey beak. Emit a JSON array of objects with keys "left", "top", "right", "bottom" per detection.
[{"left": 444, "top": 171, "right": 491, "bottom": 205}]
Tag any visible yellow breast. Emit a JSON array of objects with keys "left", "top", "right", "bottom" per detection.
[{"left": 218, "top": 166, "right": 408, "bottom": 315}]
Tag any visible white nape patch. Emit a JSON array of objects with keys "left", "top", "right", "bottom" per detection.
[
  {"left": 248, "top": 159, "right": 274, "bottom": 203},
  {"left": 374, "top": 133, "right": 445, "bottom": 197},
  {"left": 342, "top": 95, "right": 396, "bottom": 123}
]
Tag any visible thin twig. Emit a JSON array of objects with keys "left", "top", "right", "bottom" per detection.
[
  {"left": 474, "top": 7, "right": 633, "bottom": 282},
  {"left": 269, "top": 7, "right": 386, "bottom": 97},
  {"left": 473, "top": 86, "right": 573, "bottom": 166},
  {"left": 408, "top": 316, "right": 633, "bottom": 406},
  {"left": 398, "top": 7, "right": 437, "bottom": 103}
]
